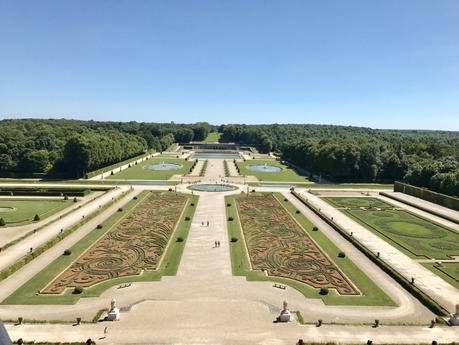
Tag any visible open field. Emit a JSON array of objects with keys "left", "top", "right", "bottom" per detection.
[
  {"left": 3, "top": 191, "right": 197, "bottom": 304},
  {"left": 323, "top": 197, "right": 459, "bottom": 260},
  {"left": 226, "top": 193, "right": 394, "bottom": 305},
  {"left": 0, "top": 199, "right": 73, "bottom": 226},
  {"left": 106, "top": 157, "right": 193, "bottom": 180},
  {"left": 237, "top": 159, "right": 310, "bottom": 182},
  {"left": 191, "top": 132, "right": 221, "bottom": 143}
]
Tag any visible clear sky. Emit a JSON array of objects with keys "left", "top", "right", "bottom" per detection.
[{"left": 0, "top": 0, "right": 458, "bottom": 130}]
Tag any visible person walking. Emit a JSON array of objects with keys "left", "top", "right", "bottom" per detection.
[
  {"left": 214, "top": 240, "right": 217, "bottom": 248},
  {"left": 103, "top": 326, "right": 108, "bottom": 338},
  {"left": 217, "top": 240, "right": 220, "bottom": 247},
  {"left": 202, "top": 221, "right": 204, "bottom": 227},
  {"left": 207, "top": 220, "right": 209, "bottom": 227}
]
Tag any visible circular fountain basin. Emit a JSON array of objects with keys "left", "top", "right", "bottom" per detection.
[
  {"left": 187, "top": 184, "right": 238, "bottom": 192},
  {"left": 247, "top": 164, "right": 282, "bottom": 173},
  {"left": 144, "top": 163, "right": 183, "bottom": 171}
]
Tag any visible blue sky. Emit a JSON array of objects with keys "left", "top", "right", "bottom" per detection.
[{"left": 0, "top": 0, "right": 458, "bottom": 130}]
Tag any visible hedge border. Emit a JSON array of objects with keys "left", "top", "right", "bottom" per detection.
[
  {"left": 291, "top": 190, "right": 449, "bottom": 316},
  {"left": 395, "top": 181, "right": 459, "bottom": 211},
  {"left": 381, "top": 191, "right": 459, "bottom": 225}
]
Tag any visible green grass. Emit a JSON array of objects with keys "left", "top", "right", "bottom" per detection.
[
  {"left": 323, "top": 197, "right": 394, "bottom": 210},
  {"left": 423, "top": 262, "right": 459, "bottom": 289},
  {"left": 237, "top": 159, "right": 310, "bottom": 182},
  {"left": 86, "top": 151, "right": 153, "bottom": 178},
  {"left": 0, "top": 198, "right": 73, "bottom": 226},
  {"left": 191, "top": 132, "right": 221, "bottom": 143},
  {"left": 2, "top": 191, "right": 198, "bottom": 305},
  {"left": 225, "top": 193, "right": 394, "bottom": 306},
  {"left": 106, "top": 156, "right": 193, "bottom": 180},
  {"left": 324, "top": 197, "right": 459, "bottom": 260}
]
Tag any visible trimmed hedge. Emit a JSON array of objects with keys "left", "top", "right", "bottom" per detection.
[
  {"left": 395, "top": 181, "right": 459, "bottom": 211},
  {"left": 291, "top": 190, "right": 449, "bottom": 316},
  {"left": 0, "top": 187, "right": 91, "bottom": 197}
]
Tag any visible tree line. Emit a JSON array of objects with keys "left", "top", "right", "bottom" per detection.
[
  {"left": 0, "top": 119, "right": 212, "bottom": 178},
  {"left": 219, "top": 124, "right": 459, "bottom": 196}
]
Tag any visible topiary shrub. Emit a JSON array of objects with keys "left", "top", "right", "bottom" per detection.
[
  {"left": 338, "top": 252, "right": 346, "bottom": 258},
  {"left": 228, "top": 216, "right": 234, "bottom": 221},
  {"left": 63, "top": 249, "right": 72, "bottom": 256},
  {"left": 169, "top": 188, "right": 173, "bottom": 192},
  {"left": 118, "top": 208, "right": 123, "bottom": 212},
  {"left": 0, "top": 218, "right": 5, "bottom": 227},
  {"left": 64, "top": 195, "right": 69, "bottom": 200},
  {"left": 97, "top": 224, "right": 103, "bottom": 229},
  {"left": 73, "top": 287, "right": 84, "bottom": 294},
  {"left": 226, "top": 203, "right": 231, "bottom": 207},
  {"left": 251, "top": 189, "right": 256, "bottom": 193},
  {"left": 73, "top": 197, "right": 78, "bottom": 203},
  {"left": 33, "top": 214, "right": 40, "bottom": 221},
  {"left": 295, "top": 210, "right": 300, "bottom": 214},
  {"left": 312, "top": 226, "right": 318, "bottom": 231},
  {"left": 190, "top": 203, "right": 195, "bottom": 207},
  {"left": 230, "top": 237, "right": 238, "bottom": 243},
  {"left": 133, "top": 196, "right": 138, "bottom": 200},
  {"left": 185, "top": 216, "right": 190, "bottom": 221},
  {"left": 284, "top": 198, "right": 288, "bottom": 202},
  {"left": 319, "top": 288, "right": 329, "bottom": 295},
  {"left": 176, "top": 237, "right": 184, "bottom": 242}
]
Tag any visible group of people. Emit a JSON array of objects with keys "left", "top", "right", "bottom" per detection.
[
  {"left": 201, "top": 220, "right": 210, "bottom": 226},
  {"left": 214, "top": 240, "right": 221, "bottom": 248}
]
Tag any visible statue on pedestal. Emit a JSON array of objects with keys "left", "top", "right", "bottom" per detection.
[
  {"left": 276, "top": 300, "right": 291, "bottom": 322},
  {"left": 449, "top": 304, "right": 459, "bottom": 326},
  {"left": 106, "top": 299, "right": 120, "bottom": 321}
]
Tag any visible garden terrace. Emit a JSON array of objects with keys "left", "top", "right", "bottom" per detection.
[
  {"left": 106, "top": 157, "right": 193, "bottom": 180},
  {"left": 423, "top": 262, "right": 459, "bottom": 289},
  {"left": 0, "top": 198, "right": 74, "bottom": 227},
  {"left": 0, "top": 187, "right": 97, "bottom": 197},
  {"left": 43, "top": 191, "right": 188, "bottom": 293},
  {"left": 236, "top": 159, "right": 310, "bottom": 183},
  {"left": 235, "top": 193, "right": 358, "bottom": 295},
  {"left": 323, "top": 197, "right": 459, "bottom": 260}
]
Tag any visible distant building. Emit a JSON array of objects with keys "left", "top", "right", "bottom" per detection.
[{"left": 0, "top": 321, "right": 12, "bottom": 345}]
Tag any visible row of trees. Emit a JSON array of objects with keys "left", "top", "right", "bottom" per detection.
[
  {"left": 0, "top": 119, "right": 212, "bottom": 177},
  {"left": 219, "top": 124, "right": 459, "bottom": 196}
]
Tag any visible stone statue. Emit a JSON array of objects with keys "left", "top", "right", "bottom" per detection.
[
  {"left": 106, "top": 298, "right": 120, "bottom": 321},
  {"left": 277, "top": 300, "right": 291, "bottom": 322},
  {"left": 449, "top": 303, "right": 459, "bottom": 326}
]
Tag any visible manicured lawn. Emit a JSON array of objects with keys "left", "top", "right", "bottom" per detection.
[
  {"left": 225, "top": 193, "right": 394, "bottom": 306},
  {"left": 0, "top": 199, "right": 73, "bottom": 226},
  {"left": 237, "top": 159, "right": 310, "bottom": 182},
  {"left": 192, "top": 132, "right": 221, "bottom": 143},
  {"left": 106, "top": 157, "right": 193, "bottom": 180},
  {"left": 323, "top": 197, "right": 394, "bottom": 210},
  {"left": 324, "top": 197, "right": 459, "bottom": 260},
  {"left": 2, "top": 191, "right": 198, "bottom": 305},
  {"left": 423, "top": 262, "right": 459, "bottom": 289}
]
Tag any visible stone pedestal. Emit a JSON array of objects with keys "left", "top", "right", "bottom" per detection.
[
  {"left": 449, "top": 304, "right": 459, "bottom": 326},
  {"left": 277, "top": 301, "right": 291, "bottom": 322},
  {"left": 106, "top": 299, "right": 120, "bottom": 321}
]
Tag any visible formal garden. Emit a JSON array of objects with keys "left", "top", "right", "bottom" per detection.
[
  {"left": 2, "top": 191, "right": 198, "bottom": 304},
  {"left": 323, "top": 197, "right": 459, "bottom": 260},
  {"left": 236, "top": 159, "right": 310, "bottom": 183},
  {"left": 0, "top": 198, "right": 74, "bottom": 227},
  {"left": 423, "top": 262, "right": 459, "bottom": 289},
  {"left": 106, "top": 157, "right": 193, "bottom": 180},
  {"left": 225, "top": 192, "right": 394, "bottom": 305}
]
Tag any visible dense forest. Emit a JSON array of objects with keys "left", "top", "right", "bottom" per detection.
[
  {"left": 219, "top": 124, "right": 459, "bottom": 196},
  {"left": 0, "top": 119, "right": 457, "bottom": 196},
  {"left": 0, "top": 119, "right": 211, "bottom": 177}
]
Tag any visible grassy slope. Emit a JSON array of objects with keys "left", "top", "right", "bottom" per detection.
[
  {"left": 423, "top": 262, "right": 459, "bottom": 289},
  {"left": 192, "top": 132, "right": 221, "bottom": 143},
  {"left": 106, "top": 157, "right": 193, "bottom": 180},
  {"left": 0, "top": 199, "right": 73, "bottom": 226},
  {"left": 225, "top": 193, "right": 394, "bottom": 306},
  {"left": 237, "top": 159, "right": 310, "bottom": 182},
  {"left": 2, "top": 191, "right": 198, "bottom": 305},
  {"left": 322, "top": 197, "right": 459, "bottom": 260}
]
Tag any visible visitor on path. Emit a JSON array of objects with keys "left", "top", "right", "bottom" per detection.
[
  {"left": 103, "top": 326, "right": 108, "bottom": 338},
  {"left": 207, "top": 221, "right": 209, "bottom": 227},
  {"left": 214, "top": 240, "right": 217, "bottom": 247},
  {"left": 202, "top": 221, "right": 204, "bottom": 227},
  {"left": 217, "top": 240, "right": 220, "bottom": 247}
]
